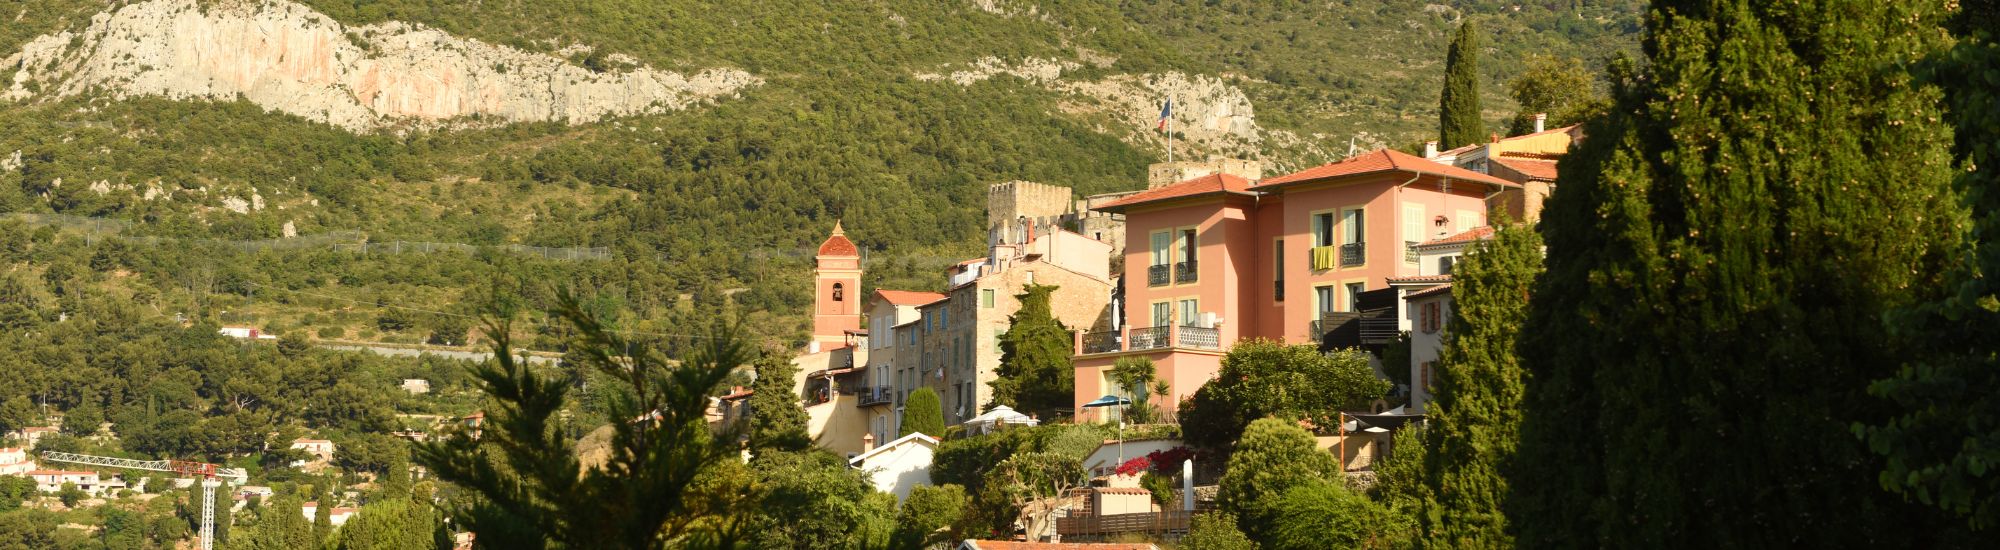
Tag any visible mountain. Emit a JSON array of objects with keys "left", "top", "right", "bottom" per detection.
[{"left": 0, "top": 0, "right": 1642, "bottom": 344}]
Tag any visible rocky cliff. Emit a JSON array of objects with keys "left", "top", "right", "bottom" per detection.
[{"left": 3, "top": 0, "right": 759, "bottom": 132}]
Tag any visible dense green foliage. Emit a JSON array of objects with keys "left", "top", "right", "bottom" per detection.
[
  {"left": 415, "top": 295, "right": 753, "bottom": 548},
  {"left": 1438, "top": 21, "right": 1485, "bottom": 149},
  {"left": 1417, "top": 220, "right": 1542, "bottom": 548},
  {"left": 743, "top": 451, "right": 896, "bottom": 550},
  {"left": 1181, "top": 512, "right": 1258, "bottom": 550},
  {"left": 1215, "top": 418, "right": 1339, "bottom": 542},
  {"left": 991, "top": 284, "right": 1075, "bottom": 417},
  {"left": 1180, "top": 341, "right": 1388, "bottom": 452},
  {"left": 1511, "top": 0, "right": 1972, "bottom": 546},
  {"left": 892, "top": 484, "right": 967, "bottom": 549},
  {"left": 242, "top": 493, "right": 316, "bottom": 550},
  {"left": 901, "top": 387, "right": 945, "bottom": 438},
  {"left": 748, "top": 350, "right": 811, "bottom": 454},
  {"left": 1503, "top": 55, "right": 1608, "bottom": 135},
  {"left": 1272, "top": 480, "right": 1398, "bottom": 550},
  {"left": 1867, "top": 0, "right": 2000, "bottom": 528},
  {"left": 333, "top": 498, "right": 442, "bottom": 550}
]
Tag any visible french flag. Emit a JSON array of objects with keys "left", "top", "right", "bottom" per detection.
[{"left": 1157, "top": 99, "right": 1172, "bottom": 130}]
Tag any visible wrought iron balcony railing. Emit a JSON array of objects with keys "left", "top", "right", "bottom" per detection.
[
  {"left": 1147, "top": 264, "right": 1170, "bottom": 286},
  {"left": 1081, "top": 331, "right": 1122, "bottom": 354},
  {"left": 1341, "top": 242, "right": 1366, "bottom": 267},
  {"left": 856, "top": 386, "right": 894, "bottom": 407},
  {"left": 1128, "top": 326, "right": 1171, "bottom": 351},
  {"left": 1174, "top": 261, "right": 1199, "bottom": 283}
]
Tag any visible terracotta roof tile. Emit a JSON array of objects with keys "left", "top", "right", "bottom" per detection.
[
  {"left": 1387, "top": 275, "right": 1454, "bottom": 284},
  {"left": 1407, "top": 283, "right": 1455, "bottom": 300},
  {"left": 1093, "top": 174, "right": 1255, "bottom": 212},
  {"left": 874, "top": 289, "right": 947, "bottom": 306},
  {"left": 817, "top": 220, "right": 859, "bottom": 256},
  {"left": 1418, "top": 226, "right": 1495, "bottom": 247},
  {"left": 1256, "top": 149, "right": 1517, "bottom": 190}
]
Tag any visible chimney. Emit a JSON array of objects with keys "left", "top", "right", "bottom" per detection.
[
  {"left": 1533, "top": 113, "right": 1547, "bottom": 133},
  {"left": 1423, "top": 141, "right": 1439, "bottom": 159},
  {"left": 1490, "top": 133, "right": 1500, "bottom": 143},
  {"left": 861, "top": 433, "right": 876, "bottom": 453}
]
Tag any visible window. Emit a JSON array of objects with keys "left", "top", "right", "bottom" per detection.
[
  {"left": 1439, "top": 256, "right": 1457, "bottom": 275},
  {"left": 1342, "top": 208, "right": 1366, "bottom": 245},
  {"left": 1150, "top": 231, "right": 1172, "bottom": 267},
  {"left": 1178, "top": 228, "right": 1198, "bottom": 265},
  {"left": 940, "top": 309, "right": 948, "bottom": 330},
  {"left": 981, "top": 289, "right": 995, "bottom": 308},
  {"left": 1347, "top": 283, "right": 1366, "bottom": 312},
  {"left": 1274, "top": 239, "right": 1285, "bottom": 301},
  {"left": 1456, "top": 209, "right": 1480, "bottom": 232},
  {"left": 1421, "top": 301, "right": 1443, "bottom": 333},
  {"left": 1420, "top": 361, "right": 1434, "bottom": 389},
  {"left": 1179, "top": 298, "right": 1200, "bottom": 326},
  {"left": 832, "top": 282, "right": 844, "bottom": 301},
  {"left": 1312, "top": 212, "right": 1337, "bottom": 247},
  {"left": 1151, "top": 302, "right": 1173, "bottom": 327},
  {"left": 1316, "top": 286, "right": 1337, "bottom": 316},
  {"left": 1403, "top": 204, "right": 1426, "bottom": 244}
]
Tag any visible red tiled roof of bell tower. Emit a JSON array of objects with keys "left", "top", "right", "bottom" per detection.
[{"left": 817, "top": 220, "right": 859, "bottom": 257}]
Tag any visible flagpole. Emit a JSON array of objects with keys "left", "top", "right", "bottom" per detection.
[{"left": 1166, "top": 111, "right": 1173, "bottom": 164}]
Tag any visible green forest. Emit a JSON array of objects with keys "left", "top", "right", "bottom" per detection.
[{"left": 0, "top": 1, "right": 1643, "bottom": 347}]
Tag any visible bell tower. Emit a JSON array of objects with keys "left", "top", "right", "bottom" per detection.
[{"left": 813, "top": 221, "right": 863, "bottom": 345}]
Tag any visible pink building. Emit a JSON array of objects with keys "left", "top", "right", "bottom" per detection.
[{"left": 1072, "top": 149, "right": 1516, "bottom": 421}]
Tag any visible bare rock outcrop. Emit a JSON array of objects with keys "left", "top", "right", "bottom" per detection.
[{"left": 3, "top": 0, "right": 760, "bottom": 132}]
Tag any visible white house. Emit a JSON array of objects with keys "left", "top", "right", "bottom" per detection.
[
  {"left": 27, "top": 470, "right": 103, "bottom": 495},
  {"left": 1080, "top": 438, "right": 1185, "bottom": 479},
  {"left": 219, "top": 326, "right": 277, "bottom": 340},
  {"left": 848, "top": 432, "right": 939, "bottom": 503},
  {"left": 400, "top": 379, "right": 431, "bottom": 394},
  {"left": 289, "top": 438, "right": 336, "bottom": 468},
  {"left": 0, "top": 447, "right": 34, "bottom": 476},
  {"left": 1385, "top": 226, "right": 1492, "bottom": 413},
  {"left": 301, "top": 501, "right": 358, "bottom": 526}
]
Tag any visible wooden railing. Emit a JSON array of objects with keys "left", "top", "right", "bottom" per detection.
[{"left": 1056, "top": 510, "right": 1194, "bottom": 537}]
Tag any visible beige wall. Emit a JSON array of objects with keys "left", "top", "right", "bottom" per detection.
[
  {"left": 808, "top": 393, "right": 872, "bottom": 457},
  {"left": 955, "top": 258, "right": 1113, "bottom": 424}
]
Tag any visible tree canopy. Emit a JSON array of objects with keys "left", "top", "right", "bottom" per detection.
[
  {"left": 1510, "top": 0, "right": 1973, "bottom": 546},
  {"left": 1216, "top": 417, "right": 1340, "bottom": 542},
  {"left": 991, "top": 284, "right": 1074, "bottom": 418},
  {"left": 747, "top": 349, "right": 810, "bottom": 454},
  {"left": 901, "top": 387, "right": 945, "bottom": 438},
  {"left": 1439, "top": 20, "right": 1485, "bottom": 149},
  {"left": 1179, "top": 341, "right": 1387, "bottom": 452}
]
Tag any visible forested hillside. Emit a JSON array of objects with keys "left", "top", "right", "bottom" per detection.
[{"left": 0, "top": 0, "right": 1642, "bottom": 345}]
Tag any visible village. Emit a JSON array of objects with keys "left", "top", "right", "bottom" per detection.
[{"left": 698, "top": 116, "right": 1578, "bottom": 544}]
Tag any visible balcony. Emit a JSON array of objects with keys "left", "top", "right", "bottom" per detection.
[
  {"left": 1310, "top": 245, "right": 1340, "bottom": 271},
  {"left": 1081, "top": 331, "right": 1122, "bottom": 354},
  {"left": 856, "top": 386, "right": 893, "bottom": 407},
  {"left": 1176, "top": 325, "right": 1220, "bottom": 349},
  {"left": 1341, "top": 242, "right": 1366, "bottom": 267},
  {"left": 1147, "top": 264, "right": 1170, "bottom": 287},
  {"left": 1359, "top": 316, "right": 1400, "bottom": 345},
  {"left": 1405, "top": 241, "right": 1420, "bottom": 263},
  {"left": 1174, "top": 260, "right": 1198, "bottom": 283},
  {"left": 1129, "top": 326, "right": 1171, "bottom": 351}
]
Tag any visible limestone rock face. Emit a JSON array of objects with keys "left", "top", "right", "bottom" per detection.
[{"left": 3, "top": 0, "right": 760, "bottom": 132}]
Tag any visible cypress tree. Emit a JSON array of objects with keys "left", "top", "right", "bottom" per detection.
[
  {"left": 1418, "top": 219, "right": 1540, "bottom": 548},
  {"left": 311, "top": 481, "right": 335, "bottom": 543},
  {"left": 991, "top": 284, "right": 1074, "bottom": 418},
  {"left": 1512, "top": 1, "right": 1969, "bottom": 547},
  {"left": 747, "top": 349, "right": 810, "bottom": 453},
  {"left": 1438, "top": 20, "right": 1484, "bottom": 150},
  {"left": 1866, "top": 1, "right": 2000, "bottom": 529},
  {"left": 900, "top": 387, "right": 944, "bottom": 437}
]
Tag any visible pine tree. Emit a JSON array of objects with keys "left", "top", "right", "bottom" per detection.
[
  {"left": 1418, "top": 219, "right": 1540, "bottom": 548},
  {"left": 747, "top": 349, "right": 810, "bottom": 453},
  {"left": 900, "top": 387, "right": 944, "bottom": 438},
  {"left": 1438, "top": 20, "right": 1484, "bottom": 150},
  {"left": 244, "top": 493, "right": 315, "bottom": 550},
  {"left": 1866, "top": 0, "right": 2000, "bottom": 529},
  {"left": 311, "top": 480, "right": 334, "bottom": 543},
  {"left": 1512, "top": 1, "right": 1970, "bottom": 547},
  {"left": 991, "top": 284, "right": 1074, "bottom": 418}
]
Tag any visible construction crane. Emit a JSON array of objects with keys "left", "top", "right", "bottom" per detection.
[{"left": 39, "top": 451, "right": 248, "bottom": 550}]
